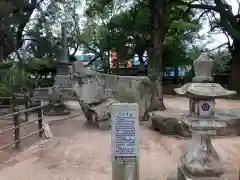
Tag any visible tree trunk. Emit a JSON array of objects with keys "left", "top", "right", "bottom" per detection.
[
  {"left": 138, "top": 52, "right": 147, "bottom": 75},
  {"left": 174, "top": 67, "right": 179, "bottom": 77},
  {"left": 138, "top": 52, "right": 144, "bottom": 64},
  {"left": 106, "top": 51, "right": 111, "bottom": 74},
  {"left": 229, "top": 40, "right": 240, "bottom": 93},
  {"left": 174, "top": 67, "right": 179, "bottom": 84},
  {"left": 143, "top": 0, "right": 167, "bottom": 121}
]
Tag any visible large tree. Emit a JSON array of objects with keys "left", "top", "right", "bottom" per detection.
[
  {"left": 176, "top": 0, "right": 240, "bottom": 92},
  {"left": 0, "top": 0, "right": 85, "bottom": 95},
  {"left": 0, "top": 0, "right": 82, "bottom": 64},
  {"left": 84, "top": 0, "right": 201, "bottom": 120},
  {"left": 0, "top": 0, "right": 40, "bottom": 61},
  {"left": 107, "top": 2, "right": 199, "bottom": 77}
]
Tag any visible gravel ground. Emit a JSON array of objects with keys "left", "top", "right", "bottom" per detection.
[
  {"left": 0, "top": 97, "right": 240, "bottom": 179},
  {"left": 0, "top": 119, "right": 240, "bottom": 180},
  {"left": 0, "top": 120, "right": 185, "bottom": 180}
]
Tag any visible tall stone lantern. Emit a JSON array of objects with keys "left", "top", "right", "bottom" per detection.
[{"left": 174, "top": 55, "right": 236, "bottom": 180}]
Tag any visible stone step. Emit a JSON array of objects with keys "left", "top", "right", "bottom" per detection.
[
  {"left": 32, "top": 87, "right": 75, "bottom": 101},
  {"left": 167, "top": 168, "right": 239, "bottom": 180},
  {"left": 151, "top": 108, "right": 240, "bottom": 137},
  {"left": 168, "top": 173, "right": 239, "bottom": 180}
]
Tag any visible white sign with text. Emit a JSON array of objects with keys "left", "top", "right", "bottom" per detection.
[{"left": 111, "top": 103, "right": 139, "bottom": 164}]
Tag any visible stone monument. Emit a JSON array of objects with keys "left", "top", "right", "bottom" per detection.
[
  {"left": 43, "top": 86, "right": 70, "bottom": 115},
  {"left": 173, "top": 55, "right": 237, "bottom": 179},
  {"left": 69, "top": 61, "right": 119, "bottom": 129},
  {"left": 31, "top": 22, "right": 74, "bottom": 105},
  {"left": 53, "top": 22, "right": 73, "bottom": 99},
  {"left": 43, "top": 23, "right": 73, "bottom": 115}
]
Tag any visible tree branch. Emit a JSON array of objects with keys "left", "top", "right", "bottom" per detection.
[
  {"left": 209, "top": 11, "right": 233, "bottom": 52},
  {"left": 202, "top": 43, "right": 228, "bottom": 52},
  {"left": 196, "top": 9, "right": 211, "bottom": 21},
  {"left": 177, "top": 0, "right": 240, "bottom": 40},
  {"left": 71, "top": 44, "right": 79, "bottom": 56},
  {"left": 176, "top": 1, "right": 218, "bottom": 12},
  {"left": 84, "top": 55, "right": 99, "bottom": 67}
]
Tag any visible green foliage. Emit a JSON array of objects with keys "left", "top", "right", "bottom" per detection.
[
  {"left": 0, "top": 0, "right": 34, "bottom": 60},
  {"left": 86, "top": 1, "right": 202, "bottom": 67},
  {"left": 0, "top": 0, "right": 84, "bottom": 93},
  {"left": 186, "top": 46, "right": 202, "bottom": 61},
  {"left": 0, "top": 0, "right": 65, "bottom": 61},
  {"left": 0, "top": 65, "right": 31, "bottom": 96},
  {"left": 24, "top": 57, "right": 56, "bottom": 75},
  {"left": 211, "top": 52, "right": 231, "bottom": 74},
  {"left": 107, "top": 4, "right": 149, "bottom": 60}
]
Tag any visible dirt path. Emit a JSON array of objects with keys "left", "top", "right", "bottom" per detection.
[
  {"left": 0, "top": 119, "right": 185, "bottom": 180},
  {"left": 0, "top": 119, "right": 240, "bottom": 180},
  {"left": 0, "top": 97, "right": 240, "bottom": 179}
]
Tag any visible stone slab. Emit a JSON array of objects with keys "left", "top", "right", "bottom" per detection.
[
  {"left": 55, "top": 61, "right": 72, "bottom": 75},
  {"left": 32, "top": 87, "right": 75, "bottom": 101},
  {"left": 175, "top": 83, "right": 236, "bottom": 98},
  {"left": 151, "top": 109, "right": 191, "bottom": 137},
  {"left": 167, "top": 166, "right": 238, "bottom": 180},
  {"left": 54, "top": 75, "right": 72, "bottom": 88},
  {"left": 178, "top": 166, "right": 224, "bottom": 180},
  {"left": 151, "top": 108, "right": 240, "bottom": 137}
]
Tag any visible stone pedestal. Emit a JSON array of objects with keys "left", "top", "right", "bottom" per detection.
[
  {"left": 177, "top": 165, "right": 224, "bottom": 180},
  {"left": 43, "top": 86, "right": 70, "bottom": 116},
  {"left": 31, "top": 24, "right": 74, "bottom": 106},
  {"left": 181, "top": 133, "right": 223, "bottom": 177},
  {"left": 31, "top": 62, "right": 74, "bottom": 103},
  {"left": 43, "top": 103, "right": 70, "bottom": 116},
  {"left": 55, "top": 61, "right": 72, "bottom": 75},
  {"left": 54, "top": 74, "right": 74, "bottom": 100},
  {"left": 54, "top": 61, "right": 73, "bottom": 96}
]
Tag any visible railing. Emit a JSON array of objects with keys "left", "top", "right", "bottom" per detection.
[
  {"left": 0, "top": 95, "right": 29, "bottom": 107},
  {"left": 0, "top": 95, "right": 29, "bottom": 121},
  {"left": 0, "top": 100, "right": 46, "bottom": 150}
]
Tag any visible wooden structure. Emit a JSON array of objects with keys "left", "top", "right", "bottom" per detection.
[
  {"left": 0, "top": 95, "right": 29, "bottom": 119},
  {"left": 0, "top": 100, "right": 47, "bottom": 150}
]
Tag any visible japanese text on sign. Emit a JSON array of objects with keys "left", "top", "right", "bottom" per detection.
[
  {"left": 111, "top": 103, "right": 139, "bottom": 164},
  {"left": 115, "top": 111, "right": 136, "bottom": 157}
]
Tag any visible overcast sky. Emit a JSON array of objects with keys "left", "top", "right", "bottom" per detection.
[
  {"left": 201, "top": 0, "right": 239, "bottom": 49},
  {"left": 67, "top": 0, "right": 240, "bottom": 54}
]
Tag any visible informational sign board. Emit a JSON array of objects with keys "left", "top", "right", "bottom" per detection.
[{"left": 111, "top": 103, "right": 139, "bottom": 164}]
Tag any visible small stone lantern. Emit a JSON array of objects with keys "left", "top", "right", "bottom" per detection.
[
  {"left": 43, "top": 86, "right": 70, "bottom": 115},
  {"left": 70, "top": 61, "right": 100, "bottom": 103},
  {"left": 174, "top": 55, "right": 236, "bottom": 179}
]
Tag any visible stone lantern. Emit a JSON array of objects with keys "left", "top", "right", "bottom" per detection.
[
  {"left": 43, "top": 85, "right": 70, "bottom": 115},
  {"left": 70, "top": 61, "right": 99, "bottom": 103},
  {"left": 174, "top": 55, "right": 236, "bottom": 179}
]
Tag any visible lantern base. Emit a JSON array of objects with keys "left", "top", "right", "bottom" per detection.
[
  {"left": 181, "top": 133, "right": 223, "bottom": 177},
  {"left": 177, "top": 165, "right": 224, "bottom": 180}
]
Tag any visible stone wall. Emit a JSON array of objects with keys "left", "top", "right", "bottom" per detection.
[
  {"left": 70, "top": 61, "right": 151, "bottom": 119},
  {"left": 94, "top": 73, "right": 151, "bottom": 118}
]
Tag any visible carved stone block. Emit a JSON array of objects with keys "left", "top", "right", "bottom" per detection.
[
  {"left": 177, "top": 165, "right": 224, "bottom": 180},
  {"left": 181, "top": 134, "right": 223, "bottom": 177}
]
